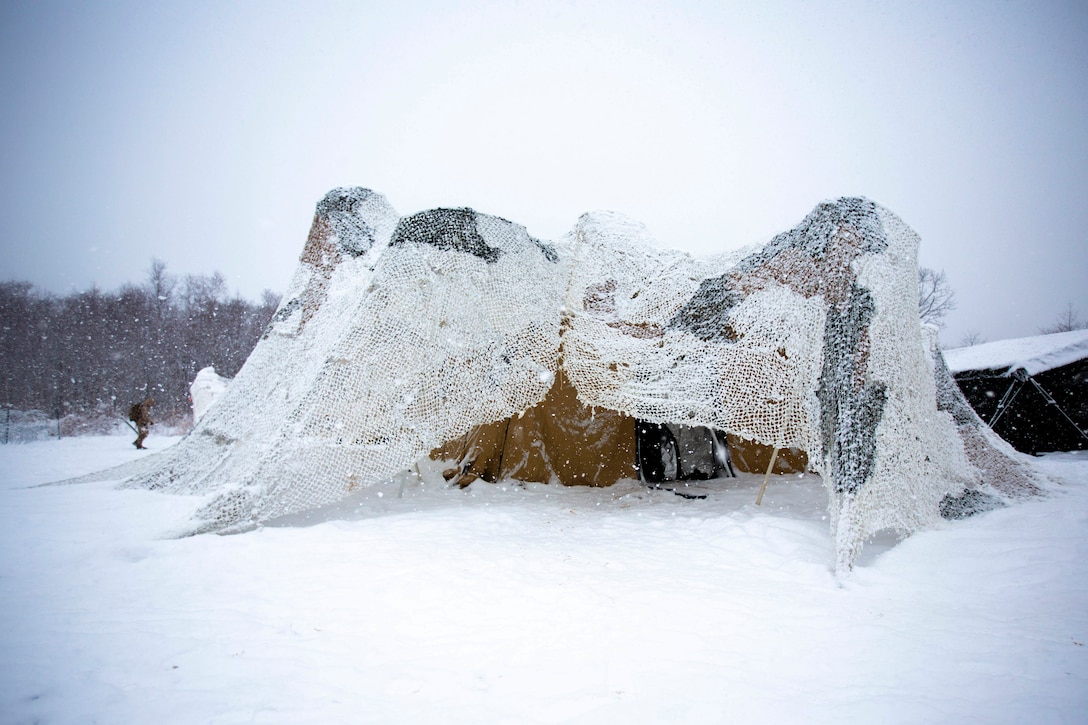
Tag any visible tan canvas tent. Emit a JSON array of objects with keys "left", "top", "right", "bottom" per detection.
[
  {"left": 431, "top": 365, "right": 805, "bottom": 489},
  {"left": 432, "top": 368, "right": 638, "bottom": 488}
]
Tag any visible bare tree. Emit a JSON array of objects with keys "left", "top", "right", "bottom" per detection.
[
  {"left": 1039, "top": 302, "right": 1086, "bottom": 334},
  {"left": 959, "top": 329, "right": 986, "bottom": 347},
  {"left": 918, "top": 267, "right": 956, "bottom": 327},
  {"left": 147, "top": 258, "right": 177, "bottom": 308}
]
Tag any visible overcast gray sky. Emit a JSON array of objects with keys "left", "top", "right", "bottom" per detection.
[{"left": 2, "top": 0, "right": 1085, "bottom": 346}]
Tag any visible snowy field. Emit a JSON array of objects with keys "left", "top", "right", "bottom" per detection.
[{"left": 1, "top": 434, "right": 1086, "bottom": 724}]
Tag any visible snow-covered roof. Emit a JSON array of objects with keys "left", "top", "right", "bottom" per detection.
[{"left": 943, "top": 329, "right": 1088, "bottom": 376}]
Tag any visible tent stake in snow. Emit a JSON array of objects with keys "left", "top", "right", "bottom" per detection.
[{"left": 755, "top": 447, "right": 779, "bottom": 506}]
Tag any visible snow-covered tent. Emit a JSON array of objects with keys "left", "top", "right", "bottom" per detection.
[
  {"left": 73, "top": 188, "right": 1043, "bottom": 570},
  {"left": 944, "top": 330, "right": 1088, "bottom": 455}
]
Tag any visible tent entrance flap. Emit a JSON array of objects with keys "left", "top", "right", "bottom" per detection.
[{"left": 636, "top": 422, "right": 737, "bottom": 483}]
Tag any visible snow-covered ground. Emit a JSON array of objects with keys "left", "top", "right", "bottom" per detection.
[{"left": 1, "top": 434, "right": 1086, "bottom": 724}]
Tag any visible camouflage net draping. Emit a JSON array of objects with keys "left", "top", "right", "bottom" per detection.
[{"left": 72, "top": 188, "right": 1043, "bottom": 569}]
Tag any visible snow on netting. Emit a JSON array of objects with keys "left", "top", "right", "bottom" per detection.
[
  {"left": 931, "top": 340, "right": 1046, "bottom": 502},
  {"left": 84, "top": 190, "right": 567, "bottom": 533},
  {"left": 70, "top": 188, "right": 1043, "bottom": 568},
  {"left": 561, "top": 201, "right": 986, "bottom": 568}
]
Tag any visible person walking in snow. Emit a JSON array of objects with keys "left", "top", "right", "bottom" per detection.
[{"left": 129, "top": 396, "right": 154, "bottom": 449}]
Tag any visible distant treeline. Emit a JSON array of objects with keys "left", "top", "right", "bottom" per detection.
[{"left": 0, "top": 260, "right": 280, "bottom": 422}]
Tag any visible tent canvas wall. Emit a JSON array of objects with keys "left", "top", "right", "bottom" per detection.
[
  {"left": 944, "top": 330, "right": 1088, "bottom": 455},
  {"left": 69, "top": 188, "right": 1044, "bottom": 570},
  {"left": 430, "top": 367, "right": 639, "bottom": 489},
  {"left": 430, "top": 364, "right": 798, "bottom": 490}
]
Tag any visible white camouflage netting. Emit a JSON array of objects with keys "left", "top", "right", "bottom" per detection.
[{"left": 72, "top": 188, "right": 1044, "bottom": 569}]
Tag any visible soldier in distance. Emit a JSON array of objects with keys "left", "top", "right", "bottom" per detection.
[{"left": 129, "top": 397, "right": 154, "bottom": 449}]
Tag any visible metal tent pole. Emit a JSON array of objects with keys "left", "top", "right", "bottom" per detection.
[
  {"left": 989, "top": 373, "right": 1026, "bottom": 428},
  {"left": 1025, "top": 376, "right": 1088, "bottom": 445}
]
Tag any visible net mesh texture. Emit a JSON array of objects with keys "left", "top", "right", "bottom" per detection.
[{"left": 77, "top": 187, "right": 1043, "bottom": 569}]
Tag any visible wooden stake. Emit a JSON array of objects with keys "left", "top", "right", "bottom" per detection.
[{"left": 755, "top": 447, "right": 780, "bottom": 506}]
